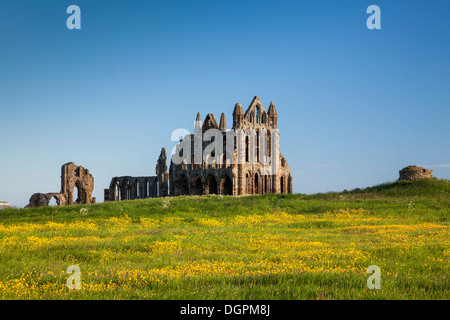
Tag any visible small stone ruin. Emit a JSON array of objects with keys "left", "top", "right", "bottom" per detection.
[
  {"left": 0, "top": 202, "right": 10, "bottom": 210},
  {"left": 398, "top": 165, "right": 433, "bottom": 181},
  {"left": 27, "top": 162, "right": 95, "bottom": 208}
]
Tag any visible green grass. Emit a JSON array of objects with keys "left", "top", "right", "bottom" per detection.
[{"left": 0, "top": 178, "right": 448, "bottom": 299}]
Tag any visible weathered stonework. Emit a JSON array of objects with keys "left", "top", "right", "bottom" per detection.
[
  {"left": 61, "top": 162, "right": 95, "bottom": 205},
  {"left": 27, "top": 162, "right": 95, "bottom": 207},
  {"left": 169, "top": 96, "right": 292, "bottom": 196},
  {"left": 398, "top": 165, "right": 433, "bottom": 181},
  {"left": 0, "top": 202, "right": 10, "bottom": 210},
  {"left": 104, "top": 148, "right": 169, "bottom": 201},
  {"left": 105, "top": 96, "right": 293, "bottom": 201},
  {"left": 27, "top": 193, "right": 67, "bottom": 207}
]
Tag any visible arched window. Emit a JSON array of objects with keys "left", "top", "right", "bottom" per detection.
[
  {"left": 49, "top": 196, "right": 58, "bottom": 207},
  {"left": 245, "top": 136, "right": 249, "bottom": 162},
  {"left": 205, "top": 175, "right": 217, "bottom": 195},
  {"left": 73, "top": 184, "right": 80, "bottom": 204},
  {"left": 246, "top": 174, "right": 249, "bottom": 194},
  {"left": 256, "top": 130, "right": 259, "bottom": 162},
  {"left": 280, "top": 176, "right": 284, "bottom": 194},
  {"left": 179, "top": 176, "right": 189, "bottom": 195},
  {"left": 192, "top": 176, "right": 203, "bottom": 195},
  {"left": 221, "top": 175, "right": 232, "bottom": 195},
  {"left": 254, "top": 173, "right": 259, "bottom": 194}
]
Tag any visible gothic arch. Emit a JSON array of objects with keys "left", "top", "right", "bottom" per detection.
[
  {"left": 72, "top": 180, "right": 82, "bottom": 204},
  {"left": 191, "top": 175, "right": 203, "bottom": 195},
  {"left": 220, "top": 174, "right": 233, "bottom": 195},
  {"left": 246, "top": 171, "right": 253, "bottom": 195},
  {"left": 115, "top": 180, "right": 121, "bottom": 201},
  {"left": 254, "top": 172, "right": 260, "bottom": 195},
  {"left": 261, "top": 111, "right": 267, "bottom": 124},
  {"left": 176, "top": 174, "right": 189, "bottom": 196},
  {"left": 205, "top": 174, "right": 218, "bottom": 195},
  {"left": 244, "top": 97, "right": 267, "bottom": 125}
]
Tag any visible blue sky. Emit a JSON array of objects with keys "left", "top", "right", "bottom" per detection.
[{"left": 0, "top": 0, "right": 449, "bottom": 207}]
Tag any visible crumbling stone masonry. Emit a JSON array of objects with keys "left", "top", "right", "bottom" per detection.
[
  {"left": 27, "top": 193, "right": 67, "bottom": 207},
  {"left": 27, "top": 162, "right": 95, "bottom": 207},
  {"left": 104, "top": 148, "right": 169, "bottom": 201},
  {"left": 398, "top": 165, "right": 433, "bottom": 181},
  {"left": 61, "top": 162, "right": 95, "bottom": 205},
  {"left": 104, "top": 96, "right": 293, "bottom": 201},
  {"left": 0, "top": 202, "right": 10, "bottom": 210}
]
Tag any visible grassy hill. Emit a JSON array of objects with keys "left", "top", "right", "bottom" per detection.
[{"left": 0, "top": 178, "right": 448, "bottom": 299}]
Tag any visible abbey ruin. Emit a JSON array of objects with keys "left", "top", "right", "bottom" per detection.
[
  {"left": 104, "top": 96, "right": 293, "bottom": 201},
  {"left": 27, "top": 162, "right": 95, "bottom": 207},
  {"left": 24, "top": 96, "right": 292, "bottom": 207}
]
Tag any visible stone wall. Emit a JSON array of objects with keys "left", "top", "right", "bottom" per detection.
[
  {"left": 398, "top": 165, "right": 433, "bottom": 181},
  {"left": 104, "top": 148, "right": 169, "bottom": 201}
]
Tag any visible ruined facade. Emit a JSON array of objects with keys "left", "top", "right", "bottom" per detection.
[
  {"left": 399, "top": 165, "right": 433, "bottom": 181},
  {"left": 27, "top": 162, "right": 95, "bottom": 207},
  {"left": 104, "top": 148, "right": 169, "bottom": 201},
  {"left": 104, "top": 96, "right": 292, "bottom": 201}
]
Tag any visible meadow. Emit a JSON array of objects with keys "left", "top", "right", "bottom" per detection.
[{"left": 0, "top": 178, "right": 448, "bottom": 299}]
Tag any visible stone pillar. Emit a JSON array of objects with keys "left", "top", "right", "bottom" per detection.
[
  {"left": 235, "top": 128, "right": 246, "bottom": 195},
  {"left": 104, "top": 189, "right": 110, "bottom": 202},
  {"left": 288, "top": 175, "right": 293, "bottom": 194}
]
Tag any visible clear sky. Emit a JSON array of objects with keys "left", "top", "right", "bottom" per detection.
[{"left": 1, "top": 0, "right": 449, "bottom": 207}]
